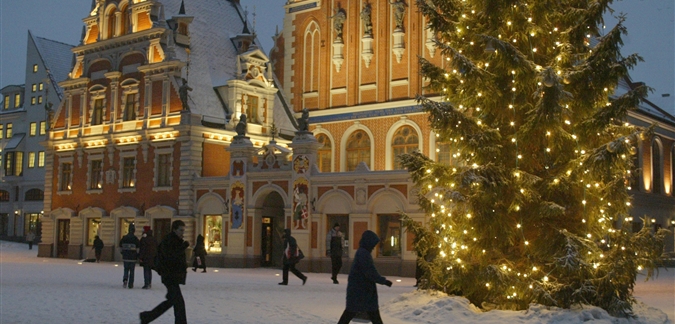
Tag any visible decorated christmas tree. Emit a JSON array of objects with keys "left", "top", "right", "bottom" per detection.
[{"left": 401, "top": 0, "right": 667, "bottom": 316}]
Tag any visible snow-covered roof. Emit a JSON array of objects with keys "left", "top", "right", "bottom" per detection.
[{"left": 30, "top": 31, "right": 75, "bottom": 99}]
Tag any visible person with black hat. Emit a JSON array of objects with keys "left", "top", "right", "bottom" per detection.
[
  {"left": 326, "top": 223, "right": 345, "bottom": 284},
  {"left": 119, "top": 223, "right": 140, "bottom": 288}
]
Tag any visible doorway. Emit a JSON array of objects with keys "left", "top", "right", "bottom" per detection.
[
  {"left": 260, "top": 191, "right": 285, "bottom": 267},
  {"left": 154, "top": 218, "right": 172, "bottom": 242},
  {"left": 57, "top": 219, "right": 70, "bottom": 258}
]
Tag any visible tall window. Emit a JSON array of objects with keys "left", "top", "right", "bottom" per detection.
[
  {"left": 122, "top": 157, "right": 135, "bottom": 188},
  {"left": 60, "top": 162, "right": 72, "bottom": 191},
  {"left": 378, "top": 214, "right": 401, "bottom": 257},
  {"left": 33, "top": 64, "right": 38, "bottom": 73},
  {"left": 346, "top": 130, "right": 370, "bottom": 171},
  {"left": 652, "top": 140, "right": 662, "bottom": 194},
  {"left": 436, "top": 140, "right": 453, "bottom": 166},
  {"left": 90, "top": 160, "right": 103, "bottom": 190},
  {"left": 317, "top": 134, "right": 332, "bottom": 173},
  {"left": 392, "top": 126, "right": 418, "bottom": 170},
  {"left": 4, "top": 152, "right": 14, "bottom": 176},
  {"left": 247, "top": 95, "right": 259, "bottom": 124},
  {"left": 30, "top": 122, "right": 37, "bottom": 136},
  {"left": 14, "top": 94, "right": 20, "bottom": 108},
  {"left": 28, "top": 152, "right": 36, "bottom": 168},
  {"left": 3, "top": 95, "right": 8, "bottom": 109},
  {"left": 38, "top": 151, "right": 45, "bottom": 167},
  {"left": 31, "top": 97, "right": 36, "bottom": 105},
  {"left": 39, "top": 122, "right": 46, "bottom": 135},
  {"left": 157, "top": 153, "right": 171, "bottom": 187},
  {"left": 92, "top": 99, "right": 104, "bottom": 125},
  {"left": 0, "top": 190, "right": 9, "bottom": 201},
  {"left": 25, "top": 213, "right": 40, "bottom": 237},
  {"left": 0, "top": 124, "right": 3, "bottom": 139},
  {"left": 6, "top": 123, "right": 11, "bottom": 138},
  {"left": 6, "top": 152, "right": 24, "bottom": 176},
  {"left": 123, "top": 93, "right": 136, "bottom": 121},
  {"left": 87, "top": 218, "right": 101, "bottom": 246},
  {"left": 31, "top": 84, "right": 37, "bottom": 92},
  {"left": 204, "top": 215, "right": 222, "bottom": 253},
  {"left": 38, "top": 96, "right": 43, "bottom": 104},
  {"left": 39, "top": 83, "right": 44, "bottom": 91}
]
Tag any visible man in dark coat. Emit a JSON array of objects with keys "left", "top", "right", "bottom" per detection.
[
  {"left": 139, "top": 226, "right": 158, "bottom": 289},
  {"left": 140, "top": 220, "right": 189, "bottom": 324},
  {"left": 337, "top": 230, "right": 392, "bottom": 324},
  {"left": 119, "top": 224, "right": 140, "bottom": 288},
  {"left": 278, "top": 228, "right": 307, "bottom": 285},
  {"left": 191, "top": 234, "right": 207, "bottom": 273},
  {"left": 327, "top": 223, "right": 345, "bottom": 284},
  {"left": 92, "top": 235, "right": 104, "bottom": 262}
]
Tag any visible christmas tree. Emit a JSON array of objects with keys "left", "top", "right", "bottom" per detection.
[{"left": 401, "top": 0, "right": 668, "bottom": 316}]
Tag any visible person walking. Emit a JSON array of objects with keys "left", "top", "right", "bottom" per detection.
[
  {"left": 92, "top": 235, "right": 104, "bottom": 262},
  {"left": 336, "top": 230, "right": 392, "bottom": 324},
  {"left": 326, "top": 223, "right": 345, "bottom": 284},
  {"left": 140, "top": 220, "right": 190, "bottom": 324},
  {"left": 278, "top": 228, "right": 307, "bottom": 286},
  {"left": 191, "top": 234, "right": 207, "bottom": 273},
  {"left": 119, "top": 224, "right": 140, "bottom": 289},
  {"left": 139, "top": 226, "right": 158, "bottom": 289},
  {"left": 26, "top": 230, "right": 36, "bottom": 250}
]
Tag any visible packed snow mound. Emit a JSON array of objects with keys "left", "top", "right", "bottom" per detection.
[{"left": 382, "top": 290, "right": 670, "bottom": 324}]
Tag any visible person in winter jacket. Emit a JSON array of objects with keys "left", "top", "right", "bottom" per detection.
[
  {"left": 191, "top": 234, "right": 207, "bottom": 273},
  {"left": 278, "top": 228, "right": 307, "bottom": 285},
  {"left": 139, "top": 226, "right": 158, "bottom": 289},
  {"left": 119, "top": 224, "right": 140, "bottom": 288},
  {"left": 140, "top": 220, "right": 190, "bottom": 324},
  {"left": 337, "top": 230, "right": 392, "bottom": 324},
  {"left": 26, "top": 230, "right": 36, "bottom": 250},
  {"left": 326, "top": 223, "right": 345, "bottom": 284},
  {"left": 92, "top": 235, "right": 104, "bottom": 262}
]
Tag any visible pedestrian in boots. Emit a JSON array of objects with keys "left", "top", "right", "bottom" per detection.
[
  {"left": 120, "top": 224, "right": 140, "bottom": 288},
  {"left": 327, "top": 223, "right": 345, "bottom": 284},
  {"left": 278, "top": 228, "right": 307, "bottom": 286}
]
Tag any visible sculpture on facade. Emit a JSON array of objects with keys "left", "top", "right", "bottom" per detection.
[
  {"left": 390, "top": 0, "right": 407, "bottom": 31},
  {"left": 330, "top": 8, "right": 347, "bottom": 41},
  {"left": 297, "top": 108, "right": 310, "bottom": 132},
  {"left": 179, "top": 78, "right": 193, "bottom": 111},
  {"left": 360, "top": 3, "right": 373, "bottom": 36},
  {"left": 236, "top": 113, "right": 247, "bottom": 136}
]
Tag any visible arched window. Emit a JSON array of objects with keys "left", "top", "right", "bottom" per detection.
[
  {"left": 346, "top": 130, "right": 370, "bottom": 171},
  {"left": 651, "top": 139, "right": 662, "bottom": 194},
  {"left": 107, "top": 10, "right": 116, "bottom": 39},
  {"left": 119, "top": 5, "right": 129, "bottom": 35},
  {"left": 436, "top": 139, "right": 453, "bottom": 166},
  {"left": 25, "top": 189, "right": 44, "bottom": 201},
  {"left": 316, "top": 133, "right": 332, "bottom": 173},
  {"left": 303, "top": 22, "right": 320, "bottom": 94},
  {"left": 392, "top": 126, "right": 418, "bottom": 170}
]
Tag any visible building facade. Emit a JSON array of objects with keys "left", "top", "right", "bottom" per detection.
[
  {"left": 0, "top": 31, "right": 73, "bottom": 242},
  {"left": 36, "top": 0, "right": 673, "bottom": 276}
]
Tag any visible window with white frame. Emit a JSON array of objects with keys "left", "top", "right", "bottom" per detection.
[
  {"left": 120, "top": 81, "right": 139, "bottom": 122},
  {"left": 38, "top": 151, "right": 45, "bottom": 167},
  {"left": 39, "top": 122, "right": 46, "bottom": 135},
  {"left": 316, "top": 133, "right": 332, "bottom": 173},
  {"left": 391, "top": 125, "right": 418, "bottom": 170},
  {"left": 89, "top": 159, "right": 103, "bottom": 190},
  {"left": 30, "top": 122, "right": 37, "bottom": 136},
  {"left": 122, "top": 157, "right": 136, "bottom": 188},
  {"left": 156, "top": 152, "right": 172, "bottom": 188},
  {"left": 88, "top": 86, "right": 107, "bottom": 126},
  {"left": 92, "top": 98, "right": 104, "bottom": 125},
  {"left": 28, "top": 152, "right": 36, "bottom": 168},
  {"left": 59, "top": 161, "right": 73, "bottom": 192},
  {"left": 346, "top": 130, "right": 370, "bottom": 171}
]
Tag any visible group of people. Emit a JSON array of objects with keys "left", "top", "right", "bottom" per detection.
[{"left": 102, "top": 220, "right": 392, "bottom": 324}]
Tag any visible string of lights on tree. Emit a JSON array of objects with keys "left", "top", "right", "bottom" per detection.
[{"left": 400, "top": 0, "right": 666, "bottom": 316}]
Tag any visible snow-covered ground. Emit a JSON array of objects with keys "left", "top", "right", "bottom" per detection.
[{"left": 1, "top": 241, "right": 672, "bottom": 324}]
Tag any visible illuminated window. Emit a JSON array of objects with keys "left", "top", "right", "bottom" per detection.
[
  {"left": 122, "top": 157, "right": 135, "bottom": 188},
  {"left": 39, "top": 122, "right": 46, "bottom": 135},
  {"left": 316, "top": 133, "right": 332, "bottom": 173},
  {"left": 0, "top": 124, "right": 3, "bottom": 139},
  {"left": 6, "top": 123, "right": 12, "bottom": 138},
  {"left": 92, "top": 99, "right": 104, "bottom": 125},
  {"left": 31, "top": 97, "right": 36, "bottom": 105},
  {"left": 90, "top": 160, "right": 103, "bottom": 190},
  {"left": 120, "top": 219, "right": 134, "bottom": 240},
  {"left": 29, "top": 122, "right": 37, "bottom": 136},
  {"left": 24, "top": 213, "right": 40, "bottom": 237},
  {"left": 32, "top": 84, "right": 36, "bottom": 92},
  {"left": 392, "top": 126, "right": 418, "bottom": 170},
  {"left": 38, "top": 151, "right": 45, "bottom": 167},
  {"left": 4, "top": 152, "right": 24, "bottom": 176},
  {"left": 3, "top": 95, "right": 8, "bottom": 109},
  {"left": 204, "top": 215, "right": 222, "bottom": 253},
  {"left": 28, "top": 152, "right": 36, "bottom": 168},
  {"left": 346, "top": 130, "right": 370, "bottom": 171},
  {"left": 652, "top": 140, "right": 662, "bottom": 194},
  {"left": 60, "top": 162, "right": 72, "bottom": 191},
  {"left": 14, "top": 94, "right": 20, "bottom": 108},
  {"left": 378, "top": 214, "right": 401, "bottom": 257},
  {"left": 87, "top": 218, "right": 101, "bottom": 246},
  {"left": 38, "top": 96, "right": 42, "bottom": 104},
  {"left": 33, "top": 64, "right": 38, "bottom": 73},
  {"left": 247, "top": 95, "right": 259, "bottom": 124},
  {"left": 39, "top": 83, "right": 44, "bottom": 91}
]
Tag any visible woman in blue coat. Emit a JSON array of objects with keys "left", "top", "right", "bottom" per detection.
[{"left": 337, "top": 230, "right": 392, "bottom": 324}]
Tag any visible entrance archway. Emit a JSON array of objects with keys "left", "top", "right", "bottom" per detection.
[{"left": 260, "top": 191, "right": 285, "bottom": 267}]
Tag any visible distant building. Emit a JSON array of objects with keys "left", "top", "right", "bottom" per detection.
[
  {"left": 0, "top": 31, "right": 73, "bottom": 242},
  {"left": 36, "top": 0, "right": 673, "bottom": 275}
]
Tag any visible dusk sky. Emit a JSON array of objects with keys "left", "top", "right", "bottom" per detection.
[{"left": 1, "top": 0, "right": 673, "bottom": 112}]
